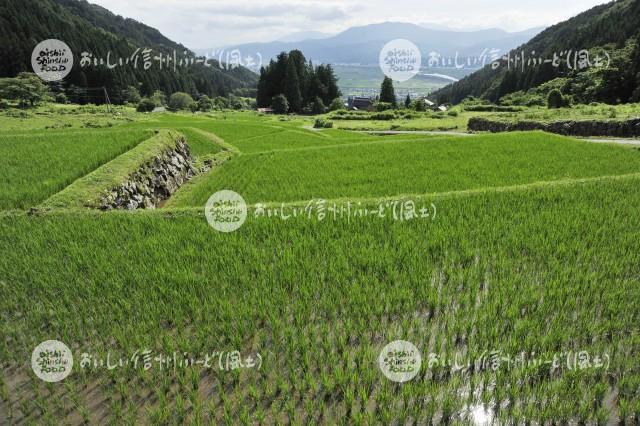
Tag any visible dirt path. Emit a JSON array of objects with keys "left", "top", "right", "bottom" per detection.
[
  {"left": 309, "top": 127, "right": 640, "bottom": 145},
  {"left": 360, "top": 131, "right": 640, "bottom": 145},
  {"left": 354, "top": 130, "right": 474, "bottom": 136},
  {"left": 578, "top": 137, "right": 640, "bottom": 146}
]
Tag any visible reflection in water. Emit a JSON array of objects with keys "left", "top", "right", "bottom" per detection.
[{"left": 465, "top": 404, "right": 493, "bottom": 425}]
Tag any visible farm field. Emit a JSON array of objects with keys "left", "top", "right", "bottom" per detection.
[
  {"left": 0, "top": 128, "right": 153, "bottom": 210},
  {"left": 166, "top": 131, "right": 640, "bottom": 207},
  {"left": 1, "top": 109, "right": 640, "bottom": 424}
]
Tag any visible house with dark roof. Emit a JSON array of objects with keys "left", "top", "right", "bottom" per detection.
[{"left": 347, "top": 96, "right": 374, "bottom": 111}]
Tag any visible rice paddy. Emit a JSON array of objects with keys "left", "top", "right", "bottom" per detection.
[
  {"left": 0, "top": 129, "right": 153, "bottom": 210},
  {"left": 0, "top": 110, "right": 639, "bottom": 424}
]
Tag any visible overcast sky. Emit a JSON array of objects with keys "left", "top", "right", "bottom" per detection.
[{"left": 91, "top": 0, "right": 609, "bottom": 49}]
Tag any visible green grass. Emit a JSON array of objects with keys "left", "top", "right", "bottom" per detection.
[
  {"left": 167, "top": 131, "right": 640, "bottom": 206},
  {"left": 41, "top": 129, "right": 182, "bottom": 209},
  {"left": 0, "top": 128, "right": 153, "bottom": 210},
  {"left": 175, "top": 128, "right": 222, "bottom": 157},
  {"left": 1, "top": 175, "right": 639, "bottom": 423},
  {"left": 0, "top": 104, "right": 145, "bottom": 131}
]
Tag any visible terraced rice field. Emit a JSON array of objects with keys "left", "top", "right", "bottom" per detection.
[
  {"left": 1, "top": 111, "right": 639, "bottom": 424},
  {"left": 0, "top": 129, "right": 153, "bottom": 209}
]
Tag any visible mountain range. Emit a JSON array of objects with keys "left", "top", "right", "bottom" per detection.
[{"left": 197, "top": 22, "right": 543, "bottom": 70}]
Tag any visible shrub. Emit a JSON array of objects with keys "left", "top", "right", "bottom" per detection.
[
  {"left": 525, "top": 96, "right": 545, "bottom": 107},
  {"left": 398, "top": 110, "right": 417, "bottom": 119},
  {"left": 500, "top": 90, "right": 546, "bottom": 107},
  {"left": 370, "top": 112, "right": 395, "bottom": 120},
  {"left": 413, "top": 99, "right": 427, "bottom": 112},
  {"left": 547, "top": 89, "right": 571, "bottom": 108},
  {"left": 54, "top": 93, "right": 68, "bottom": 104},
  {"left": 168, "top": 92, "right": 195, "bottom": 111},
  {"left": 459, "top": 96, "right": 487, "bottom": 106},
  {"left": 329, "top": 98, "right": 345, "bottom": 111},
  {"left": 271, "top": 94, "right": 289, "bottom": 114},
  {"left": 136, "top": 98, "right": 156, "bottom": 113},
  {"left": 465, "top": 104, "right": 523, "bottom": 112},
  {"left": 313, "top": 118, "right": 333, "bottom": 128},
  {"left": 374, "top": 102, "right": 395, "bottom": 112},
  {"left": 547, "top": 89, "right": 566, "bottom": 109}
]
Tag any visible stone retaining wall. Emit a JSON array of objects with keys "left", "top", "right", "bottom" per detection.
[
  {"left": 468, "top": 117, "right": 640, "bottom": 137},
  {"left": 99, "top": 138, "right": 197, "bottom": 210}
]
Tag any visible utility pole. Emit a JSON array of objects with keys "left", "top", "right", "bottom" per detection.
[{"left": 103, "top": 87, "right": 112, "bottom": 113}]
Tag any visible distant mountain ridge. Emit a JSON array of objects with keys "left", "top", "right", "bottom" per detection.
[
  {"left": 199, "top": 22, "right": 542, "bottom": 69},
  {"left": 0, "top": 0, "right": 258, "bottom": 102}
]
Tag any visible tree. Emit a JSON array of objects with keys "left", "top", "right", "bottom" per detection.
[
  {"left": 284, "top": 58, "right": 303, "bottom": 113},
  {"left": 316, "top": 64, "right": 340, "bottom": 105},
  {"left": 380, "top": 77, "right": 396, "bottom": 106},
  {"left": 271, "top": 94, "right": 289, "bottom": 114},
  {"left": 256, "top": 50, "right": 341, "bottom": 112},
  {"left": 0, "top": 73, "right": 50, "bottom": 108},
  {"left": 413, "top": 99, "right": 427, "bottom": 112},
  {"left": 256, "top": 67, "right": 270, "bottom": 107},
  {"left": 197, "top": 95, "right": 213, "bottom": 111},
  {"left": 213, "top": 96, "right": 229, "bottom": 110},
  {"left": 311, "top": 97, "right": 326, "bottom": 115},
  {"left": 404, "top": 94, "right": 411, "bottom": 108},
  {"left": 136, "top": 98, "right": 156, "bottom": 112},
  {"left": 150, "top": 90, "right": 167, "bottom": 106},
  {"left": 547, "top": 89, "right": 564, "bottom": 108},
  {"left": 329, "top": 98, "right": 345, "bottom": 111},
  {"left": 274, "top": 53, "right": 289, "bottom": 92},
  {"left": 228, "top": 94, "right": 244, "bottom": 110},
  {"left": 121, "top": 86, "right": 141, "bottom": 104},
  {"left": 168, "top": 92, "right": 194, "bottom": 111}
]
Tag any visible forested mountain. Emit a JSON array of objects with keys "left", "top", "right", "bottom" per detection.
[
  {"left": 0, "top": 0, "right": 258, "bottom": 103},
  {"left": 432, "top": 0, "right": 640, "bottom": 105}
]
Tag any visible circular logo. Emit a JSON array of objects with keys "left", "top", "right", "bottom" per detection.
[
  {"left": 31, "top": 39, "right": 73, "bottom": 82},
  {"left": 31, "top": 340, "right": 73, "bottom": 382},
  {"left": 379, "top": 39, "right": 422, "bottom": 82},
  {"left": 378, "top": 340, "right": 422, "bottom": 382},
  {"left": 205, "top": 190, "right": 247, "bottom": 232}
]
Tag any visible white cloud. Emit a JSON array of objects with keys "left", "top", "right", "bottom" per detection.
[{"left": 90, "top": 0, "right": 609, "bottom": 48}]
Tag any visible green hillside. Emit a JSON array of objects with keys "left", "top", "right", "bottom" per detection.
[
  {"left": 0, "top": 0, "right": 258, "bottom": 102},
  {"left": 433, "top": 0, "right": 640, "bottom": 105}
]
